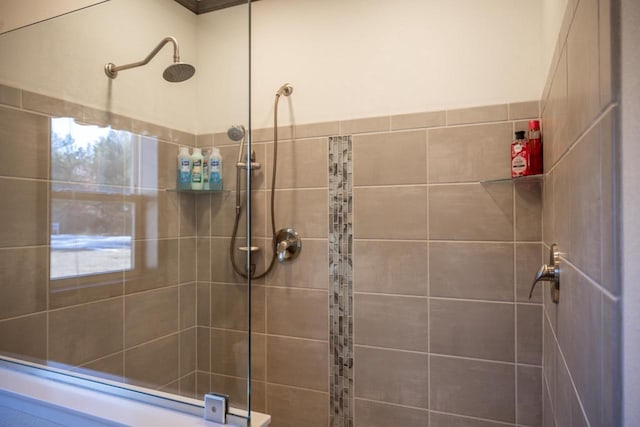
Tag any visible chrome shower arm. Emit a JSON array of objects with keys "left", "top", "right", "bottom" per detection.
[{"left": 105, "top": 37, "right": 180, "bottom": 78}]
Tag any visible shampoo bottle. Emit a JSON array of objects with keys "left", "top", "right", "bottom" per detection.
[
  {"left": 177, "top": 147, "right": 191, "bottom": 190},
  {"left": 511, "top": 131, "right": 530, "bottom": 178},
  {"left": 209, "top": 148, "right": 222, "bottom": 190},
  {"left": 191, "top": 147, "right": 204, "bottom": 190},
  {"left": 203, "top": 149, "right": 210, "bottom": 190}
]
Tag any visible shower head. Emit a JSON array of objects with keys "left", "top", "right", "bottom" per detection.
[
  {"left": 276, "top": 83, "right": 293, "bottom": 97},
  {"left": 227, "top": 125, "right": 246, "bottom": 142},
  {"left": 163, "top": 62, "right": 196, "bottom": 82},
  {"left": 105, "top": 36, "right": 195, "bottom": 82}
]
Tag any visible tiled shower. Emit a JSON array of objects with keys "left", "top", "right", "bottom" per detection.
[{"left": 0, "top": 0, "right": 621, "bottom": 426}]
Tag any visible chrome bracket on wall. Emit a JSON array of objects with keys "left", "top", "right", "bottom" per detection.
[{"left": 529, "top": 243, "right": 560, "bottom": 304}]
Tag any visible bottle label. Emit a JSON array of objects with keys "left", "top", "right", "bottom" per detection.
[
  {"left": 180, "top": 159, "right": 190, "bottom": 172},
  {"left": 192, "top": 160, "right": 202, "bottom": 183},
  {"left": 210, "top": 171, "right": 221, "bottom": 184}
]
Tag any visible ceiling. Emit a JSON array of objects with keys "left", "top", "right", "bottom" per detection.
[{"left": 173, "top": 0, "right": 258, "bottom": 14}]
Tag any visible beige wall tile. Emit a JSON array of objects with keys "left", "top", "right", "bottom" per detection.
[
  {"left": 600, "top": 111, "right": 616, "bottom": 294},
  {"left": 430, "top": 355, "right": 515, "bottom": 423},
  {"left": 0, "top": 247, "right": 47, "bottom": 319},
  {"left": 195, "top": 371, "right": 210, "bottom": 399},
  {"left": 518, "top": 365, "right": 543, "bottom": 426},
  {"left": 49, "top": 270, "right": 123, "bottom": 310},
  {"left": 210, "top": 330, "right": 265, "bottom": 380},
  {"left": 518, "top": 304, "right": 543, "bottom": 365},
  {"left": 543, "top": 312, "right": 557, "bottom": 408},
  {"left": 555, "top": 264, "right": 603, "bottom": 425},
  {"left": 180, "top": 283, "right": 196, "bottom": 329},
  {"left": 125, "top": 333, "right": 179, "bottom": 388},
  {"left": 171, "top": 129, "right": 195, "bottom": 146},
  {"left": 354, "top": 186, "right": 427, "bottom": 239},
  {"left": 429, "top": 412, "right": 505, "bottom": 427},
  {"left": 196, "top": 327, "right": 210, "bottom": 371},
  {"left": 49, "top": 298, "right": 123, "bottom": 366},
  {"left": 569, "top": 124, "right": 602, "bottom": 283},
  {"left": 125, "top": 287, "right": 179, "bottom": 347},
  {"left": 22, "top": 91, "right": 82, "bottom": 119},
  {"left": 266, "top": 138, "right": 327, "bottom": 189},
  {"left": 130, "top": 119, "right": 172, "bottom": 142},
  {"left": 353, "top": 240, "right": 427, "bottom": 296},
  {"left": 0, "top": 179, "right": 47, "bottom": 248},
  {"left": 354, "top": 293, "right": 427, "bottom": 352},
  {"left": 197, "top": 238, "right": 211, "bottom": 282},
  {"left": 180, "top": 238, "right": 196, "bottom": 283},
  {"left": 77, "top": 353, "right": 124, "bottom": 382},
  {"left": 266, "top": 384, "right": 328, "bottom": 427},
  {"left": 542, "top": 171, "right": 555, "bottom": 245},
  {"left": 553, "top": 157, "right": 572, "bottom": 258},
  {"left": 446, "top": 104, "right": 508, "bottom": 126},
  {"left": 341, "top": 116, "right": 390, "bottom": 134},
  {"left": 195, "top": 193, "right": 211, "bottom": 236},
  {"left": 211, "top": 190, "right": 266, "bottom": 238},
  {"left": 0, "top": 106, "right": 49, "bottom": 179},
  {"left": 252, "top": 125, "right": 293, "bottom": 143},
  {"left": 428, "top": 122, "right": 512, "bottom": 183},
  {"left": 515, "top": 181, "right": 543, "bottom": 241},
  {"left": 294, "top": 121, "right": 339, "bottom": 139},
  {"left": 125, "top": 239, "right": 179, "bottom": 294},
  {"left": 196, "top": 133, "right": 214, "bottom": 148},
  {"left": 82, "top": 107, "right": 132, "bottom": 131},
  {"left": 179, "top": 373, "right": 196, "bottom": 399},
  {"left": 268, "top": 238, "right": 328, "bottom": 289},
  {"left": 180, "top": 193, "right": 196, "bottom": 237},
  {"left": 180, "top": 327, "right": 196, "bottom": 376},
  {"left": 267, "top": 335, "right": 328, "bottom": 391},
  {"left": 516, "top": 243, "right": 543, "bottom": 303},
  {"left": 211, "top": 375, "right": 266, "bottom": 412},
  {"left": 272, "top": 189, "right": 328, "bottom": 238},
  {"left": 354, "top": 399, "right": 428, "bottom": 427},
  {"left": 429, "top": 412, "right": 507, "bottom": 427},
  {"left": 210, "top": 283, "right": 265, "bottom": 333},
  {"left": 602, "top": 296, "right": 621, "bottom": 426},
  {"left": 266, "top": 287, "right": 328, "bottom": 340},
  {"left": 429, "top": 184, "right": 513, "bottom": 241},
  {"left": 509, "top": 101, "right": 540, "bottom": 120},
  {"left": 0, "top": 313, "right": 46, "bottom": 361},
  {"left": 599, "top": 0, "right": 613, "bottom": 109},
  {"left": 137, "top": 137, "right": 178, "bottom": 190},
  {"left": 391, "top": 110, "right": 445, "bottom": 131},
  {"left": 0, "top": 84, "right": 21, "bottom": 107},
  {"left": 353, "top": 130, "right": 427, "bottom": 186},
  {"left": 542, "top": 48, "right": 569, "bottom": 170},
  {"left": 567, "top": 0, "right": 600, "bottom": 144},
  {"left": 430, "top": 299, "right": 515, "bottom": 362},
  {"left": 430, "top": 242, "right": 514, "bottom": 301},
  {"left": 127, "top": 190, "right": 179, "bottom": 239},
  {"left": 355, "top": 346, "right": 428, "bottom": 408},
  {"left": 197, "top": 283, "right": 210, "bottom": 326}
]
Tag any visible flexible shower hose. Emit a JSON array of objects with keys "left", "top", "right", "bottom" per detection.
[{"left": 229, "top": 92, "right": 283, "bottom": 279}]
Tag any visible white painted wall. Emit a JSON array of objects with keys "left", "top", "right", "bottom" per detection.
[
  {"left": 196, "top": 0, "right": 545, "bottom": 133},
  {"left": 0, "top": 0, "right": 106, "bottom": 34},
  {"left": 0, "top": 0, "right": 198, "bottom": 133}
]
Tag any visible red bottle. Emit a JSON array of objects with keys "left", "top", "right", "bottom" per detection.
[
  {"left": 528, "top": 120, "right": 542, "bottom": 174},
  {"left": 511, "top": 131, "right": 530, "bottom": 178}
]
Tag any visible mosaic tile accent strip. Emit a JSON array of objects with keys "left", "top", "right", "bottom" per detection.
[{"left": 328, "top": 135, "right": 353, "bottom": 427}]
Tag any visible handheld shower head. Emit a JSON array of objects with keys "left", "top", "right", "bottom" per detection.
[
  {"left": 276, "top": 83, "right": 293, "bottom": 97},
  {"left": 227, "top": 125, "right": 246, "bottom": 142}
]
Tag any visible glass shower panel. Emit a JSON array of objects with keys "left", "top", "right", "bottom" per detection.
[{"left": 0, "top": 0, "right": 253, "bottom": 415}]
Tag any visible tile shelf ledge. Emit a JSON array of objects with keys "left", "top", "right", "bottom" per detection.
[{"left": 481, "top": 174, "right": 545, "bottom": 184}]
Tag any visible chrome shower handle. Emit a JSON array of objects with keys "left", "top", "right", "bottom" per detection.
[{"left": 529, "top": 244, "right": 561, "bottom": 303}]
